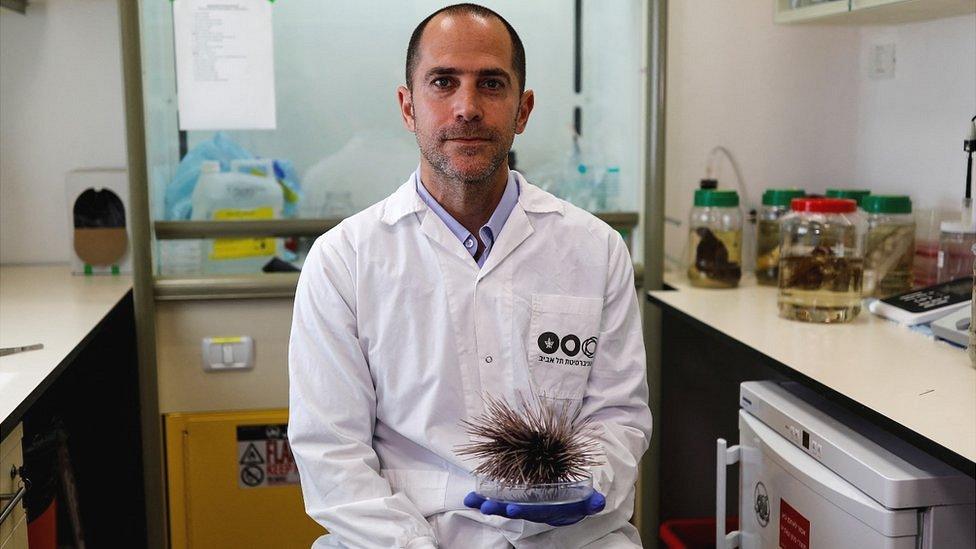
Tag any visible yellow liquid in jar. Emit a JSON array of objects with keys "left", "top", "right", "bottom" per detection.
[
  {"left": 864, "top": 224, "right": 914, "bottom": 298},
  {"left": 778, "top": 255, "right": 863, "bottom": 323},
  {"left": 756, "top": 219, "right": 781, "bottom": 286},
  {"left": 687, "top": 228, "right": 742, "bottom": 288}
]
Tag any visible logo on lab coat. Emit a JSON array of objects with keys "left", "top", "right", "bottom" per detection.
[
  {"left": 582, "top": 337, "right": 598, "bottom": 358},
  {"left": 538, "top": 332, "right": 560, "bottom": 354},
  {"left": 536, "top": 331, "right": 597, "bottom": 364}
]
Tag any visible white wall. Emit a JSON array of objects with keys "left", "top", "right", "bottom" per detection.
[
  {"left": 854, "top": 15, "right": 976, "bottom": 207},
  {"left": 664, "top": 0, "right": 976, "bottom": 267},
  {"left": 0, "top": 0, "right": 126, "bottom": 265}
]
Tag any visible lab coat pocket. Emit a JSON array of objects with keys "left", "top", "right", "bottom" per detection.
[
  {"left": 527, "top": 294, "right": 603, "bottom": 401},
  {"left": 380, "top": 469, "right": 449, "bottom": 517}
]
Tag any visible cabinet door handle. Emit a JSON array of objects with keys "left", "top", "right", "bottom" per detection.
[
  {"left": 0, "top": 484, "right": 26, "bottom": 525},
  {"left": 0, "top": 465, "right": 28, "bottom": 526}
]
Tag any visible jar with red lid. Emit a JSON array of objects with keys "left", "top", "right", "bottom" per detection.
[{"left": 778, "top": 198, "right": 864, "bottom": 323}]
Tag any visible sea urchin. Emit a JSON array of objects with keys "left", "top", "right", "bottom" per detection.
[{"left": 456, "top": 394, "right": 602, "bottom": 486}]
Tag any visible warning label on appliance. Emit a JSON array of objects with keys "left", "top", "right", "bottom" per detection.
[
  {"left": 236, "top": 424, "right": 300, "bottom": 488},
  {"left": 779, "top": 498, "right": 810, "bottom": 549}
]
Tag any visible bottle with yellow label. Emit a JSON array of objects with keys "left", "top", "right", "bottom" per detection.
[
  {"left": 687, "top": 189, "right": 742, "bottom": 288},
  {"left": 191, "top": 161, "right": 284, "bottom": 274}
]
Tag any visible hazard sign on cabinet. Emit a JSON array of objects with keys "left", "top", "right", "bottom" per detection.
[{"left": 237, "top": 424, "right": 300, "bottom": 488}]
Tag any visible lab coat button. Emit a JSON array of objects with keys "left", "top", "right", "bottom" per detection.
[{"left": 484, "top": 355, "right": 493, "bottom": 364}]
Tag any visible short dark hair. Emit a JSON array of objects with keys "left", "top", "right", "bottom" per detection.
[{"left": 405, "top": 3, "right": 526, "bottom": 94}]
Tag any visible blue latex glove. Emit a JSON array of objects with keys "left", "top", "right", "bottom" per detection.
[{"left": 463, "top": 491, "right": 606, "bottom": 527}]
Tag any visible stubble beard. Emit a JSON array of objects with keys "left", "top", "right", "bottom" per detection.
[{"left": 416, "top": 115, "right": 517, "bottom": 187}]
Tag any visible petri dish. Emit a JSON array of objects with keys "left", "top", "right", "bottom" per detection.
[{"left": 475, "top": 474, "right": 593, "bottom": 506}]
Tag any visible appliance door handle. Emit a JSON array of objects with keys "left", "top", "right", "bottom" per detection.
[{"left": 716, "top": 438, "right": 742, "bottom": 549}]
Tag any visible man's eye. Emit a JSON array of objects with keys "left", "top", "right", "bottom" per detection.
[
  {"left": 482, "top": 79, "right": 503, "bottom": 90},
  {"left": 432, "top": 77, "right": 452, "bottom": 88}
]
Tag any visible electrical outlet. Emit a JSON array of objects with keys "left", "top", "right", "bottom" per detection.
[{"left": 868, "top": 42, "right": 896, "bottom": 80}]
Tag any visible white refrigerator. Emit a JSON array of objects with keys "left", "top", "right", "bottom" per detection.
[{"left": 716, "top": 381, "right": 975, "bottom": 548}]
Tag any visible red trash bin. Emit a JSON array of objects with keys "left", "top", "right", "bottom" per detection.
[{"left": 659, "top": 517, "right": 738, "bottom": 549}]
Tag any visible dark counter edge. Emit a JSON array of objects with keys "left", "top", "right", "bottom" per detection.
[
  {"left": 647, "top": 286, "right": 976, "bottom": 479},
  {"left": 0, "top": 290, "right": 134, "bottom": 441}
]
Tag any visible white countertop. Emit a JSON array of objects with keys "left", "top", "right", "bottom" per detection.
[
  {"left": 650, "top": 272, "right": 976, "bottom": 464},
  {"left": 0, "top": 265, "right": 132, "bottom": 436}
]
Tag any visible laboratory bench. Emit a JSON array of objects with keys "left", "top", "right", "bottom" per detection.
[
  {"left": 0, "top": 265, "right": 145, "bottom": 546},
  {"left": 647, "top": 272, "right": 976, "bottom": 523}
]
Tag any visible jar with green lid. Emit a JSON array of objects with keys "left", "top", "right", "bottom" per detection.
[
  {"left": 862, "top": 195, "right": 915, "bottom": 298},
  {"left": 756, "top": 189, "right": 806, "bottom": 286},
  {"left": 825, "top": 189, "right": 871, "bottom": 208},
  {"left": 687, "top": 189, "right": 742, "bottom": 288},
  {"left": 778, "top": 198, "right": 863, "bottom": 323},
  {"left": 826, "top": 189, "right": 871, "bottom": 254}
]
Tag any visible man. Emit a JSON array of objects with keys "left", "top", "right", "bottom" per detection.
[{"left": 288, "top": 4, "right": 651, "bottom": 548}]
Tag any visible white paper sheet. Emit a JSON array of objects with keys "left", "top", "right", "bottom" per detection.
[{"left": 173, "top": 0, "right": 277, "bottom": 130}]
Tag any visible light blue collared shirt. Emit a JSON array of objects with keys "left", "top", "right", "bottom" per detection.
[{"left": 415, "top": 170, "right": 520, "bottom": 267}]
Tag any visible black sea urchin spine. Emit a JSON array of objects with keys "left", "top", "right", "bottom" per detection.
[{"left": 456, "top": 394, "right": 602, "bottom": 486}]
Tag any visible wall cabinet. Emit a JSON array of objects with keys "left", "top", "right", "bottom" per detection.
[{"left": 776, "top": 0, "right": 976, "bottom": 24}]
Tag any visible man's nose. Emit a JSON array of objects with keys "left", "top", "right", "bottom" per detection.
[{"left": 453, "top": 83, "right": 483, "bottom": 122}]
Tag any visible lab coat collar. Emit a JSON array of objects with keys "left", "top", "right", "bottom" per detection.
[
  {"left": 380, "top": 175, "right": 427, "bottom": 226},
  {"left": 514, "top": 171, "right": 564, "bottom": 216},
  {"left": 379, "top": 169, "right": 563, "bottom": 226}
]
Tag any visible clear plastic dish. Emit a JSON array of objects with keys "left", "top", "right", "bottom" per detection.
[{"left": 475, "top": 475, "right": 593, "bottom": 506}]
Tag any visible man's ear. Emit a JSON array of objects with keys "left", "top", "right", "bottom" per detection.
[
  {"left": 514, "top": 89, "right": 535, "bottom": 135},
  {"left": 397, "top": 85, "right": 416, "bottom": 132}
]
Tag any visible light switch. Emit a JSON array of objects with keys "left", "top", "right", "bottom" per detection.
[
  {"left": 202, "top": 336, "right": 254, "bottom": 371},
  {"left": 868, "top": 42, "right": 895, "bottom": 80}
]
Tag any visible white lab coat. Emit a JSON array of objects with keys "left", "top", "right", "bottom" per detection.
[{"left": 288, "top": 171, "right": 652, "bottom": 548}]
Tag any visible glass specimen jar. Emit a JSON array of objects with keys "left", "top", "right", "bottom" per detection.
[
  {"left": 756, "top": 189, "right": 806, "bottom": 286},
  {"left": 937, "top": 221, "right": 976, "bottom": 283},
  {"left": 687, "top": 189, "right": 742, "bottom": 288},
  {"left": 862, "top": 195, "right": 915, "bottom": 298},
  {"left": 778, "top": 198, "right": 864, "bottom": 323},
  {"left": 825, "top": 188, "right": 871, "bottom": 209}
]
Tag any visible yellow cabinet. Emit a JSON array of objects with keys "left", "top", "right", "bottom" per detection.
[
  {"left": 0, "top": 424, "right": 27, "bottom": 549},
  {"left": 165, "top": 410, "right": 324, "bottom": 548}
]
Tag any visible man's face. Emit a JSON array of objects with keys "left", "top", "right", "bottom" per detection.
[{"left": 398, "top": 14, "right": 534, "bottom": 184}]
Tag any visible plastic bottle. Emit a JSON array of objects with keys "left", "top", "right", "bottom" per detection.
[
  {"left": 572, "top": 163, "right": 593, "bottom": 210},
  {"left": 862, "top": 195, "right": 915, "bottom": 298},
  {"left": 596, "top": 167, "right": 621, "bottom": 212},
  {"left": 191, "top": 160, "right": 284, "bottom": 274},
  {"left": 687, "top": 190, "right": 742, "bottom": 288}
]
